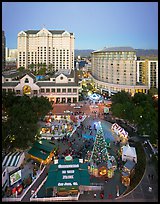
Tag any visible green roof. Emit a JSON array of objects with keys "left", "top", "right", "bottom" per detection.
[
  {"left": 45, "top": 160, "right": 90, "bottom": 189},
  {"left": 28, "top": 147, "right": 50, "bottom": 160},
  {"left": 28, "top": 139, "right": 57, "bottom": 160}
]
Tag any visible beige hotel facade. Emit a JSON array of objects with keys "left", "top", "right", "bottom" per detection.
[
  {"left": 90, "top": 47, "right": 157, "bottom": 96},
  {"left": 17, "top": 28, "right": 75, "bottom": 71}
]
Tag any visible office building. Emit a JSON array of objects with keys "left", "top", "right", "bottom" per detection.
[
  {"left": 136, "top": 59, "right": 158, "bottom": 89},
  {"left": 5, "top": 48, "right": 18, "bottom": 62},
  {"left": 17, "top": 28, "right": 75, "bottom": 71}
]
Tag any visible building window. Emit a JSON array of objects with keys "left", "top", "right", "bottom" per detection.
[
  {"left": 25, "top": 78, "right": 29, "bottom": 83},
  {"left": 34, "top": 90, "right": 38, "bottom": 94},
  {"left": 68, "top": 79, "right": 71, "bottom": 82},
  {"left": 46, "top": 89, "right": 50, "bottom": 93},
  {"left": 8, "top": 88, "right": 12, "bottom": 92},
  {"left": 57, "top": 88, "right": 61, "bottom": 93},
  {"left": 68, "top": 88, "right": 71, "bottom": 93},
  {"left": 73, "top": 88, "right": 77, "bottom": 93},
  {"left": 16, "top": 90, "right": 20, "bottom": 94},
  {"left": 62, "top": 89, "right": 66, "bottom": 93},
  {"left": 60, "top": 76, "right": 63, "bottom": 80},
  {"left": 51, "top": 88, "right": 55, "bottom": 92},
  {"left": 40, "top": 88, "right": 45, "bottom": 93}
]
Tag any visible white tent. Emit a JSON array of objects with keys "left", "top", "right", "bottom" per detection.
[
  {"left": 89, "top": 93, "right": 101, "bottom": 101},
  {"left": 122, "top": 144, "right": 137, "bottom": 163}
]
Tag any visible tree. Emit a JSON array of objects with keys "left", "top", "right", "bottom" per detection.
[
  {"left": 17, "top": 66, "right": 25, "bottom": 72},
  {"left": 28, "top": 64, "right": 35, "bottom": 72},
  {"left": 148, "top": 87, "right": 158, "bottom": 96},
  {"left": 89, "top": 122, "right": 109, "bottom": 165},
  {"left": 111, "top": 91, "right": 132, "bottom": 105},
  {"left": 2, "top": 93, "right": 52, "bottom": 150}
]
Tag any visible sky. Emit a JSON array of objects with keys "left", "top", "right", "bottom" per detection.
[{"left": 2, "top": 2, "right": 158, "bottom": 50}]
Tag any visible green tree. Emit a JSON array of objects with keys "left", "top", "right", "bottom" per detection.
[
  {"left": 28, "top": 64, "right": 35, "bottom": 72},
  {"left": 111, "top": 91, "right": 132, "bottom": 105},
  {"left": 2, "top": 93, "right": 52, "bottom": 150},
  {"left": 17, "top": 66, "right": 25, "bottom": 72},
  {"left": 148, "top": 88, "right": 158, "bottom": 97}
]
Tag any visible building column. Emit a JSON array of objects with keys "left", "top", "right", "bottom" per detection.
[
  {"left": 108, "top": 89, "right": 111, "bottom": 97},
  {"left": 136, "top": 61, "right": 140, "bottom": 82}
]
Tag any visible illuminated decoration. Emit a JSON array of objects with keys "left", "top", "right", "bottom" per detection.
[
  {"left": 89, "top": 121, "right": 109, "bottom": 166},
  {"left": 23, "top": 85, "right": 31, "bottom": 94},
  {"left": 111, "top": 123, "right": 128, "bottom": 138},
  {"left": 98, "top": 166, "right": 107, "bottom": 176},
  {"left": 88, "top": 121, "right": 117, "bottom": 179},
  {"left": 41, "top": 127, "right": 51, "bottom": 134},
  {"left": 121, "top": 172, "right": 130, "bottom": 186},
  {"left": 107, "top": 169, "right": 114, "bottom": 178},
  {"left": 17, "top": 184, "right": 23, "bottom": 195},
  {"left": 65, "top": 155, "right": 73, "bottom": 161}
]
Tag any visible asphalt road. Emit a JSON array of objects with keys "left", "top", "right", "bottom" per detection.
[{"left": 21, "top": 166, "right": 48, "bottom": 202}]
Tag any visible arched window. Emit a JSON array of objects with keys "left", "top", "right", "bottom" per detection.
[{"left": 25, "top": 78, "right": 29, "bottom": 83}]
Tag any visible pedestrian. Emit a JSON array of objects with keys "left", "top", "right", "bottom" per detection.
[
  {"left": 151, "top": 174, "right": 154, "bottom": 180},
  {"left": 148, "top": 174, "right": 150, "bottom": 179},
  {"left": 100, "top": 192, "right": 104, "bottom": 199},
  {"left": 108, "top": 193, "right": 112, "bottom": 199},
  {"left": 94, "top": 193, "right": 97, "bottom": 198}
]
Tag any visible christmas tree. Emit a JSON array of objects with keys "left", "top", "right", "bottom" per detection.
[{"left": 89, "top": 121, "right": 109, "bottom": 165}]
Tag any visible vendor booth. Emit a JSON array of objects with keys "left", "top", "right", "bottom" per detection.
[
  {"left": 45, "top": 156, "right": 90, "bottom": 196},
  {"left": 121, "top": 144, "right": 137, "bottom": 163},
  {"left": 27, "top": 139, "right": 57, "bottom": 165}
]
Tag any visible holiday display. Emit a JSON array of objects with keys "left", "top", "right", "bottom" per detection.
[{"left": 89, "top": 121, "right": 109, "bottom": 165}]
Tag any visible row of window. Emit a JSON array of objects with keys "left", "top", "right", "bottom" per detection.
[
  {"left": 40, "top": 88, "right": 77, "bottom": 93},
  {"left": 3, "top": 88, "right": 78, "bottom": 94}
]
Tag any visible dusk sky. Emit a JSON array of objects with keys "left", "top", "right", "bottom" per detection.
[{"left": 2, "top": 2, "right": 158, "bottom": 50}]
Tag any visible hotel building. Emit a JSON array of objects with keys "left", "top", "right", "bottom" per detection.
[
  {"left": 2, "top": 69, "right": 79, "bottom": 103},
  {"left": 17, "top": 28, "right": 75, "bottom": 71},
  {"left": 91, "top": 47, "right": 149, "bottom": 96},
  {"left": 136, "top": 59, "right": 158, "bottom": 89}
]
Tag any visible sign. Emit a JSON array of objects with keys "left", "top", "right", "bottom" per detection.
[
  {"left": 64, "top": 155, "right": 73, "bottom": 161},
  {"left": 10, "top": 169, "right": 22, "bottom": 186},
  {"left": 58, "top": 164, "right": 79, "bottom": 169},
  {"left": 104, "top": 107, "right": 109, "bottom": 114},
  {"left": 58, "top": 182, "right": 78, "bottom": 186}
]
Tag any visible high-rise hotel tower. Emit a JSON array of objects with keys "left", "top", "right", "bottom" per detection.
[
  {"left": 17, "top": 28, "right": 75, "bottom": 71},
  {"left": 91, "top": 47, "right": 149, "bottom": 96}
]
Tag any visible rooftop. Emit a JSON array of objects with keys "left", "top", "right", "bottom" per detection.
[
  {"left": 24, "top": 30, "right": 73, "bottom": 35},
  {"left": 92, "top": 46, "right": 135, "bottom": 53}
]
